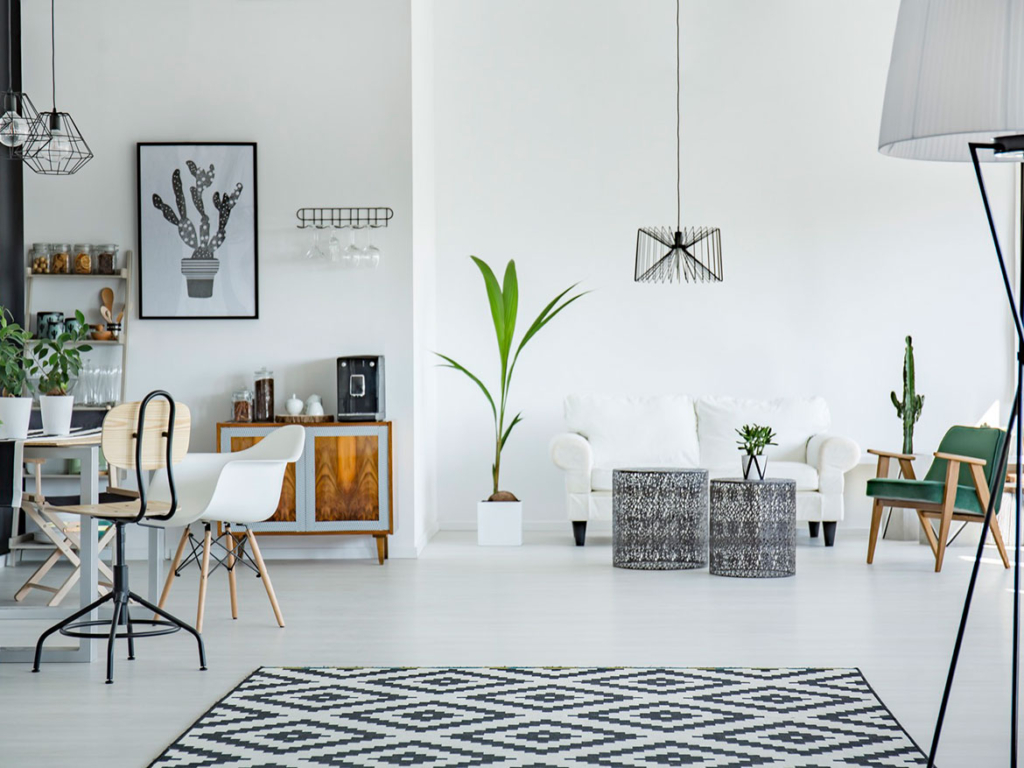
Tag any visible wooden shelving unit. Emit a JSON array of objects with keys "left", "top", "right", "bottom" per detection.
[{"left": 23, "top": 254, "right": 133, "bottom": 406}]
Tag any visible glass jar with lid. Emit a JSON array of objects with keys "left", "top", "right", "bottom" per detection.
[
  {"left": 94, "top": 244, "right": 119, "bottom": 275},
  {"left": 30, "top": 242, "right": 51, "bottom": 274},
  {"left": 231, "top": 389, "right": 253, "bottom": 423},
  {"left": 73, "top": 243, "right": 92, "bottom": 274},
  {"left": 254, "top": 367, "right": 275, "bottom": 422},
  {"left": 50, "top": 243, "right": 71, "bottom": 274}
]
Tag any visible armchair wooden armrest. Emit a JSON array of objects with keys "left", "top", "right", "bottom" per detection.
[
  {"left": 934, "top": 452, "right": 986, "bottom": 467},
  {"left": 867, "top": 448, "right": 916, "bottom": 461}
]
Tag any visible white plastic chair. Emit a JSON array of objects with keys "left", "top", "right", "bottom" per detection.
[{"left": 154, "top": 425, "right": 304, "bottom": 631}]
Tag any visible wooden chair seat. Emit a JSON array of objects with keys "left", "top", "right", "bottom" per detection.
[{"left": 49, "top": 499, "right": 174, "bottom": 519}]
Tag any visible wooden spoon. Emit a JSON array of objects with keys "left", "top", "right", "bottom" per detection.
[
  {"left": 115, "top": 309, "right": 124, "bottom": 324},
  {"left": 100, "top": 306, "right": 112, "bottom": 323},
  {"left": 100, "top": 287, "right": 114, "bottom": 315}
]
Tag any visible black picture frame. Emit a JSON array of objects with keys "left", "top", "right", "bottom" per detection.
[{"left": 137, "top": 142, "right": 259, "bottom": 320}]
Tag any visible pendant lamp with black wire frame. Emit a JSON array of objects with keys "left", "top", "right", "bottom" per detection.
[
  {"left": 0, "top": 0, "right": 49, "bottom": 157},
  {"left": 23, "top": 0, "right": 91, "bottom": 175},
  {"left": 634, "top": 0, "right": 722, "bottom": 284}
]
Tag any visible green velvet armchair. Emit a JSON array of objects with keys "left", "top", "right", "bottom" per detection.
[{"left": 865, "top": 425, "right": 1011, "bottom": 572}]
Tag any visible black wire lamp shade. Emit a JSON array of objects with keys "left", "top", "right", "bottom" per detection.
[
  {"left": 0, "top": 90, "right": 49, "bottom": 158},
  {"left": 22, "top": 110, "right": 91, "bottom": 175},
  {"left": 635, "top": 0, "right": 723, "bottom": 285},
  {"left": 22, "top": 0, "right": 92, "bottom": 176},
  {"left": 635, "top": 226, "right": 722, "bottom": 283}
]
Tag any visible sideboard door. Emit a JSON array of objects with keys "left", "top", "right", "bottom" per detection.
[
  {"left": 304, "top": 424, "right": 391, "bottom": 533},
  {"left": 219, "top": 425, "right": 305, "bottom": 533}
]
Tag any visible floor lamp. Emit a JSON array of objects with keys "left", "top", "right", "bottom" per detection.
[{"left": 878, "top": 2, "right": 1024, "bottom": 765}]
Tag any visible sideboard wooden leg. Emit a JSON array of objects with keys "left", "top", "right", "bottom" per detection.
[{"left": 375, "top": 536, "right": 386, "bottom": 565}]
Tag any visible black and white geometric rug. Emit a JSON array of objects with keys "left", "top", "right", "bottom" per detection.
[{"left": 151, "top": 667, "right": 928, "bottom": 767}]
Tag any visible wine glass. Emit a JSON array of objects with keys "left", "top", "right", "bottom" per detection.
[
  {"left": 303, "top": 228, "right": 326, "bottom": 260},
  {"left": 363, "top": 227, "right": 381, "bottom": 269},
  {"left": 327, "top": 227, "right": 342, "bottom": 263},
  {"left": 342, "top": 226, "right": 361, "bottom": 268}
]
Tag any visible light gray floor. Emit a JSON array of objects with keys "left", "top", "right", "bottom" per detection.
[{"left": 0, "top": 529, "right": 1016, "bottom": 767}]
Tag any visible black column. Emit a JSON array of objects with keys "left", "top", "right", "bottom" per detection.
[{"left": 0, "top": 0, "right": 23, "bottom": 325}]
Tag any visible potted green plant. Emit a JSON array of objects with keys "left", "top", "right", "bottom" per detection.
[
  {"left": 736, "top": 423, "right": 777, "bottom": 480},
  {"left": 438, "top": 257, "right": 586, "bottom": 546},
  {"left": 32, "top": 310, "right": 91, "bottom": 436},
  {"left": 0, "top": 307, "right": 34, "bottom": 439}
]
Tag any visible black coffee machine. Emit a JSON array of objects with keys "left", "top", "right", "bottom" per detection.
[{"left": 337, "top": 356, "right": 385, "bottom": 421}]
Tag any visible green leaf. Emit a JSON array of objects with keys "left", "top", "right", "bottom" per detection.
[
  {"left": 501, "top": 260, "right": 518, "bottom": 360},
  {"left": 470, "top": 256, "right": 505, "bottom": 363},
  {"left": 500, "top": 412, "right": 523, "bottom": 450},
  {"left": 434, "top": 352, "right": 496, "bottom": 421},
  {"left": 509, "top": 288, "right": 589, "bottom": 377}
]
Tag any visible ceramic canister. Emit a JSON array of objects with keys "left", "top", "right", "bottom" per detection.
[{"left": 37, "top": 311, "right": 64, "bottom": 340}]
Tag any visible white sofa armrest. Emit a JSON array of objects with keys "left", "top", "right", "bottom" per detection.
[
  {"left": 550, "top": 433, "right": 593, "bottom": 495},
  {"left": 807, "top": 433, "right": 860, "bottom": 501},
  {"left": 807, "top": 433, "right": 861, "bottom": 473}
]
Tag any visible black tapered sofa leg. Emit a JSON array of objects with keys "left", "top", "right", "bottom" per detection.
[
  {"left": 808, "top": 522, "right": 820, "bottom": 539},
  {"left": 822, "top": 521, "right": 837, "bottom": 547},
  {"left": 572, "top": 521, "right": 587, "bottom": 547}
]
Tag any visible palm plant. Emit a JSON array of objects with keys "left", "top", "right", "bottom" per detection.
[{"left": 438, "top": 257, "right": 586, "bottom": 501}]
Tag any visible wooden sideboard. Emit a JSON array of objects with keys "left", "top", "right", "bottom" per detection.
[{"left": 216, "top": 421, "right": 393, "bottom": 564}]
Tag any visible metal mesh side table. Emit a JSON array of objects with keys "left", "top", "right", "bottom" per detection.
[
  {"left": 612, "top": 468, "right": 709, "bottom": 570},
  {"left": 710, "top": 478, "right": 796, "bottom": 578}
]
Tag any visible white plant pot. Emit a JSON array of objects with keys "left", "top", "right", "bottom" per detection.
[
  {"left": 0, "top": 396, "right": 32, "bottom": 439},
  {"left": 477, "top": 501, "right": 523, "bottom": 546},
  {"left": 40, "top": 395, "right": 74, "bottom": 436}
]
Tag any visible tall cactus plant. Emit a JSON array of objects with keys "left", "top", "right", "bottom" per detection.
[{"left": 890, "top": 335, "right": 924, "bottom": 454}]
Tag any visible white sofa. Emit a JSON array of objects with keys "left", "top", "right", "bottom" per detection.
[{"left": 549, "top": 394, "right": 860, "bottom": 547}]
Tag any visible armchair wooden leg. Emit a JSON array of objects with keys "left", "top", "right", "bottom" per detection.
[
  {"left": 917, "top": 511, "right": 940, "bottom": 558},
  {"left": 935, "top": 461, "right": 960, "bottom": 573},
  {"left": 157, "top": 527, "right": 190, "bottom": 614},
  {"left": 196, "top": 526, "right": 212, "bottom": 633},
  {"left": 226, "top": 528, "right": 239, "bottom": 620},
  {"left": 867, "top": 499, "right": 885, "bottom": 564},
  {"left": 989, "top": 514, "right": 1012, "bottom": 569},
  {"left": 245, "top": 529, "right": 284, "bottom": 628}
]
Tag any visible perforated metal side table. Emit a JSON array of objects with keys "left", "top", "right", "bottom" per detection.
[
  {"left": 709, "top": 478, "right": 796, "bottom": 578},
  {"left": 612, "top": 468, "right": 709, "bottom": 570}
]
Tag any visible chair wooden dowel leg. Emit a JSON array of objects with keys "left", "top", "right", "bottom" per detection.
[
  {"left": 245, "top": 529, "right": 284, "bottom": 628},
  {"left": 196, "top": 527, "right": 212, "bottom": 633},
  {"left": 156, "top": 527, "right": 191, "bottom": 619},
  {"left": 226, "top": 529, "right": 239, "bottom": 620},
  {"left": 867, "top": 499, "right": 885, "bottom": 564},
  {"left": 990, "top": 514, "right": 1011, "bottom": 569}
]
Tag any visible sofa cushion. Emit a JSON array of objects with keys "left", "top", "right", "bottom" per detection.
[
  {"left": 565, "top": 394, "right": 700, "bottom": 470},
  {"left": 696, "top": 396, "right": 831, "bottom": 469},
  {"left": 866, "top": 477, "right": 987, "bottom": 516},
  {"left": 594, "top": 461, "right": 818, "bottom": 492}
]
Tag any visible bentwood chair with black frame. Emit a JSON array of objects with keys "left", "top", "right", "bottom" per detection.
[
  {"left": 32, "top": 391, "right": 208, "bottom": 684},
  {"left": 865, "top": 425, "right": 1012, "bottom": 573}
]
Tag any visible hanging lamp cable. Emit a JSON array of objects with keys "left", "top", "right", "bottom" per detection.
[
  {"left": 49, "top": 0, "right": 55, "bottom": 109},
  {"left": 676, "top": 0, "right": 681, "bottom": 232}
]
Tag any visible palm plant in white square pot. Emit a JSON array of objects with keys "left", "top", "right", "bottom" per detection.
[
  {"left": 438, "top": 257, "right": 586, "bottom": 546},
  {"left": 0, "top": 307, "right": 34, "bottom": 439},
  {"left": 32, "top": 310, "right": 91, "bottom": 436}
]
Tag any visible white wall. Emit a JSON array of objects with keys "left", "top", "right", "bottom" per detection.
[
  {"left": 21, "top": 0, "right": 420, "bottom": 557},
  {"left": 431, "top": 0, "right": 1017, "bottom": 532}
]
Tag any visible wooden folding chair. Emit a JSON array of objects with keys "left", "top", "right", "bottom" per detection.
[
  {"left": 14, "top": 458, "right": 115, "bottom": 605},
  {"left": 866, "top": 425, "right": 1012, "bottom": 572}
]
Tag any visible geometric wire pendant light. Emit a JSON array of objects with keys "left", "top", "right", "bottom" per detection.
[
  {"left": 0, "top": 0, "right": 49, "bottom": 157},
  {"left": 634, "top": 0, "right": 723, "bottom": 284},
  {"left": 22, "top": 0, "right": 91, "bottom": 175}
]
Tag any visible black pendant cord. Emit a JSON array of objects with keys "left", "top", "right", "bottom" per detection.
[
  {"left": 927, "top": 142, "right": 1024, "bottom": 767},
  {"left": 675, "top": 0, "right": 680, "bottom": 233},
  {"left": 48, "top": 0, "right": 54, "bottom": 110}
]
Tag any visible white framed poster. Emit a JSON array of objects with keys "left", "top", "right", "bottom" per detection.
[{"left": 137, "top": 142, "right": 258, "bottom": 319}]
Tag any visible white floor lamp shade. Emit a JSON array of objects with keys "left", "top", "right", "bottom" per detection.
[{"left": 879, "top": 0, "right": 1024, "bottom": 162}]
